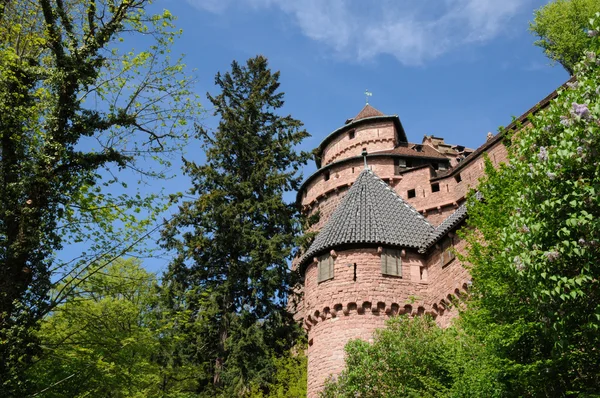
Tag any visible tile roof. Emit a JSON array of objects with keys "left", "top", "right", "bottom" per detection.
[
  {"left": 353, "top": 104, "right": 385, "bottom": 121},
  {"left": 299, "top": 168, "right": 433, "bottom": 269},
  {"left": 378, "top": 143, "right": 448, "bottom": 159},
  {"left": 419, "top": 192, "right": 482, "bottom": 252},
  {"left": 419, "top": 203, "right": 467, "bottom": 253}
]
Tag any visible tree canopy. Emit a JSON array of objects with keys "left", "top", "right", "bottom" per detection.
[
  {"left": 530, "top": 0, "right": 600, "bottom": 74},
  {"left": 160, "top": 55, "right": 310, "bottom": 396},
  {"left": 0, "top": 1, "right": 199, "bottom": 394}
]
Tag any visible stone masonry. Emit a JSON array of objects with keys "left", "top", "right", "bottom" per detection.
[{"left": 294, "top": 86, "right": 566, "bottom": 397}]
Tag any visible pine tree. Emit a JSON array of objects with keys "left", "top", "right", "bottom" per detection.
[{"left": 161, "top": 56, "right": 310, "bottom": 395}]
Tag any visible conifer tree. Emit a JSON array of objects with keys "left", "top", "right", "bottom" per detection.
[{"left": 161, "top": 56, "right": 310, "bottom": 395}]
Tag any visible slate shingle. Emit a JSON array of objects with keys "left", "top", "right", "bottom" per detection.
[
  {"left": 299, "top": 168, "right": 433, "bottom": 269},
  {"left": 418, "top": 192, "right": 482, "bottom": 253}
]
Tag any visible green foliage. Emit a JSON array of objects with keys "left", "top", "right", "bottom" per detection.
[
  {"left": 461, "top": 14, "right": 600, "bottom": 396},
  {"left": 161, "top": 55, "right": 311, "bottom": 396},
  {"left": 249, "top": 347, "right": 307, "bottom": 398},
  {"left": 530, "top": 0, "right": 600, "bottom": 74},
  {"left": 26, "top": 259, "right": 162, "bottom": 397},
  {"left": 321, "top": 316, "right": 501, "bottom": 398},
  {"left": 0, "top": 1, "right": 199, "bottom": 394}
]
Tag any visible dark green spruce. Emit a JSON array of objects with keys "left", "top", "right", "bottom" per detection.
[{"left": 161, "top": 55, "right": 310, "bottom": 396}]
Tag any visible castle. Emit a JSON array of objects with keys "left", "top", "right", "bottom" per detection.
[{"left": 294, "top": 86, "right": 564, "bottom": 397}]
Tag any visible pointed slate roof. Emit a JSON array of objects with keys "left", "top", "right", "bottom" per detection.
[
  {"left": 299, "top": 168, "right": 433, "bottom": 269},
  {"left": 353, "top": 104, "right": 385, "bottom": 121},
  {"left": 419, "top": 192, "right": 483, "bottom": 253}
]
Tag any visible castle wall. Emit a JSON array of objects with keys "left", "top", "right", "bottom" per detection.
[
  {"left": 297, "top": 86, "right": 559, "bottom": 397},
  {"left": 424, "top": 232, "right": 472, "bottom": 328},
  {"left": 303, "top": 248, "right": 430, "bottom": 397},
  {"left": 321, "top": 121, "right": 396, "bottom": 166}
]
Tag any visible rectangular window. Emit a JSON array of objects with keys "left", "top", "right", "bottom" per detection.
[
  {"left": 431, "top": 183, "right": 440, "bottom": 193},
  {"left": 407, "top": 189, "right": 416, "bottom": 199},
  {"left": 348, "top": 130, "right": 355, "bottom": 139},
  {"left": 381, "top": 248, "right": 401, "bottom": 276},
  {"left": 440, "top": 237, "right": 455, "bottom": 267},
  {"left": 318, "top": 254, "right": 334, "bottom": 282},
  {"left": 439, "top": 162, "right": 448, "bottom": 171},
  {"left": 324, "top": 171, "right": 330, "bottom": 181},
  {"left": 454, "top": 174, "right": 462, "bottom": 183},
  {"left": 394, "top": 159, "right": 406, "bottom": 174}
]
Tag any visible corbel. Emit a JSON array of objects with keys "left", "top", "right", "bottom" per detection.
[
  {"left": 330, "top": 249, "right": 337, "bottom": 258},
  {"left": 400, "top": 249, "right": 406, "bottom": 258},
  {"left": 377, "top": 246, "right": 383, "bottom": 254}
]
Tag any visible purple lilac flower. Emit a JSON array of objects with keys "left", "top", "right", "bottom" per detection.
[
  {"left": 547, "top": 172, "right": 557, "bottom": 180},
  {"left": 572, "top": 102, "right": 590, "bottom": 118},
  {"left": 521, "top": 225, "right": 530, "bottom": 233},
  {"left": 544, "top": 251, "right": 561, "bottom": 262},
  {"left": 538, "top": 146, "right": 548, "bottom": 162},
  {"left": 543, "top": 125, "right": 552, "bottom": 132},
  {"left": 555, "top": 163, "right": 562, "bottom": 169},
  {"left": 567, "top": 81, "right": 579, "bottom": 89},
  {"left": 588, "top": 30, "right": 598, "bottom": 37},
  {"left": 560, "top": 115, "right": 573, "bottom": 126},
  {"left": 587, "top": 51, "right": 597, "bottom": 62},
  {"left": 577, "top": 146, "right": 584, "bottom": 156},
  {"left": 579, "top": 238, "right": 586, "bottom": 245},
  {"left": 514, "top": 256, "right": 525, "bottom": 271}
]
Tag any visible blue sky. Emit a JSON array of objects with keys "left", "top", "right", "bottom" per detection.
[
  {"left": 160, "top": 0, "right": 567, "bottom": 168},
  {"left": 77, "top": 0, "right": 571, "bottom": 275}
]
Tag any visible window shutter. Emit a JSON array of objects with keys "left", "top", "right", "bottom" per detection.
[
  {"left": 381, "top": 251, "right": 388, "bottom": 274},
  {"left": 395, "top": 250, "right": 402, "bottom": 277},
  {"left": 382, "top": 249, "right": 402, "bottom": 276},
  {"left": 318, "top": 255, "right": 334, "bottom": 283},
  {"left": 441, "top": 238, "right": 455, "bottom": 267}
]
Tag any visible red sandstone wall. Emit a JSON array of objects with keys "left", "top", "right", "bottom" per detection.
[
  {"left": 299, "top": 128, "right": 511, "bottom": 396},
  {"left": 303, "top": 248, "right": 430, "bottom": 396},
  {"left": 321, "top": 122, "right": 396, "bottom": 166},
  {"left": 424, "top": 233, "right": 472, "bottom": 328}
]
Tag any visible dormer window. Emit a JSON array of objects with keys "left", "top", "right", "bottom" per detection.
[
  {"left": 414, "top": 144, "right": 423, "bottom": 152},
  {"left": 317, "top": 254, "right": 334, "bottom": 282},
  {"left": 348, "top": 130, "right": 355, "bottom": 139}
]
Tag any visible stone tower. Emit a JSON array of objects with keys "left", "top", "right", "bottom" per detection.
[{"left": 294, "top": 104, "right": 511, "bottom": 397}]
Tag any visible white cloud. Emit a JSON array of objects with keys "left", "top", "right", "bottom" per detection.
[{"left": 187, "top": 0, "right": 533, "bottom": 65}]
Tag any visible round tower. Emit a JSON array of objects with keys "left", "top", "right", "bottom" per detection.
[{"left": 296, "top": 105, "right": 475, "bottom": 397}]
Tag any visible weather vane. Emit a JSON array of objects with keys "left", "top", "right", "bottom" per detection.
[{"left": 365, "top": 89, "right": 372, "bottom": 105}]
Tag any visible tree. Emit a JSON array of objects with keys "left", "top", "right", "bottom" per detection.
[
  {"left": 530, "top": 0, "right": 600, "bottom": 74},
  {"left": 462, "top": 14, "right": 600, "bottom": 395},
  {"left": 0, "top": 1, "right": 199, "bottom": 394},
  {"left": 321, "top": 316, "right": 501, "bottom": 398},
  {"left": 26, "top": 258, "right": 162, "bottom": 397},
  {"left": 161, "top": 55, "right": 310, "bottom": 396}
]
